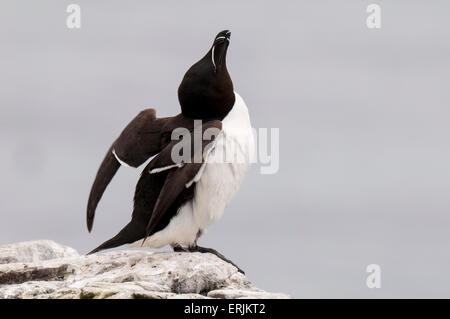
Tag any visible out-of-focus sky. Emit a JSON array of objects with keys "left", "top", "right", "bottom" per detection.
[{"left": 1, "top": 0, "right": 450, "bottom": 298}]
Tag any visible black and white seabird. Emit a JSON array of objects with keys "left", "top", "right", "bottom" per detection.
[{"left": 86, "top": 30, "right": 253, "bottom": 273}]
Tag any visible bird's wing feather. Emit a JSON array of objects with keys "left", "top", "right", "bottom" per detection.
[
  {"left": 144, "top": 119, "right": 222, "bottom": 237},
  {"left": 86, "top": 108, "right": 169, "bottom": 232}
]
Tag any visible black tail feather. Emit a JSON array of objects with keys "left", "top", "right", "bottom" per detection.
[{"left": 87, "top": 221, "right": 146, "bottom": 255}]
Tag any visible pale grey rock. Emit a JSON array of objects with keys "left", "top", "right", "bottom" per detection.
[
  {"left": 0, "top": 240, "right": 290, "bottom": 299},
  {"left": 0, "top": 240, "right": 78, "bottom": 264}
]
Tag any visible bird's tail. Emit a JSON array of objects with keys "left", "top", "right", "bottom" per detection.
[{"left": 87, "top": 220, "right": 146, "bottom": 255}]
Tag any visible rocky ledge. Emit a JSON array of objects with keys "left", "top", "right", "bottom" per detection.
[{"left": 0, "top": 240, "right": 290, "bottom": 299}]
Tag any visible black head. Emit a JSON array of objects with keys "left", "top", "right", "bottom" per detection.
[{"left": 178, "top": 30, "right": 235, "bottom": 120}]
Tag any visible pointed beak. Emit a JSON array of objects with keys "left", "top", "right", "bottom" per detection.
[
  {"left": 213, "top": 30, "right": 231, "bottom": 44},
  {"left": 212, "top": 30, "right": 231, "bottom": 71}
]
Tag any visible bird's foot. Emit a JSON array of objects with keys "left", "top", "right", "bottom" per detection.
[
  {"left": 188, "top": 245, "right": 245, "bottom": 275},
  {"left": 172, "top": 245, "right": 188, "bottom": 252}
]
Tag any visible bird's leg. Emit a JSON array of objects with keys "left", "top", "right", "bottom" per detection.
[{"left": 188, "top": 245, "right": 245, "bottom": 274}]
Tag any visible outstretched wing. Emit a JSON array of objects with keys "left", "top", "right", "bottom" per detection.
[
  {"left": 144, "top": 119, "right": 222, "bottom": 238},
  {"left": 86, "top": 108, "right": 169, "bottom": 232}
]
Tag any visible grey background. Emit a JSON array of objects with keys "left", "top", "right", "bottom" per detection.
[{"left": 1, "top": 0, "right": 449, "bottom": 298}]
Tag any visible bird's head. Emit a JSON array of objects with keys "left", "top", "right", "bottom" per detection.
[{"left": 178, "top": 30, "right": 235, "bottom": 120}]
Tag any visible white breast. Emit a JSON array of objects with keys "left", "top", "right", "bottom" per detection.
[
  {"left": 191, "top": 92, "right": 253, "bottom": 229},
  {"left": 136, "top": 92, "right": 254, "bottom": 249}
]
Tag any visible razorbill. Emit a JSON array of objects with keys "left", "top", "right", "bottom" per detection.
[{"left": 86, "top": 30, "right": 253, "bottom": 273}]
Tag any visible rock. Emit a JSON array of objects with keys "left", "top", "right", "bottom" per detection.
[
  {"left": 0, "top": 240, "right": 290, "bottom": 299},
  {"left": 0, "top": 240, "right": 78, "bottom": 264}
]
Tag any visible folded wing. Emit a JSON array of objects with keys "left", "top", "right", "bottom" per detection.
[{"left": 144, "top": 119, "right": 222, "bottom": 238}]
